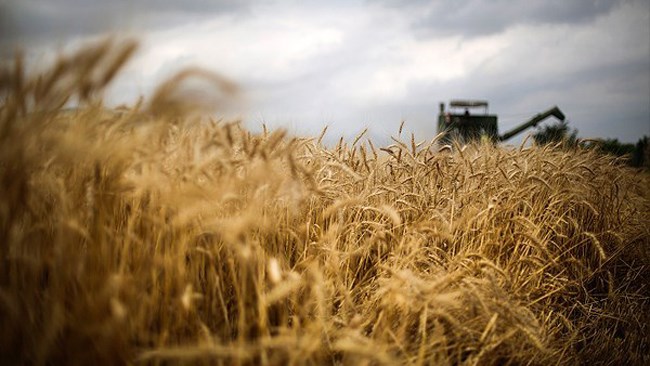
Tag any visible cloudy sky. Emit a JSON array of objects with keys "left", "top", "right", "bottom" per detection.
[{"left": 2, "top": 0, "right": 649, "bottom": 144}]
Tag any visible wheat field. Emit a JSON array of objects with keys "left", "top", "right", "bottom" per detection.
[{"left": 1, "top": 41, "right": 649, "bottom": 365}]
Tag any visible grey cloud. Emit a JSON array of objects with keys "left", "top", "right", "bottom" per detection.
[
  {"left": 1, "top": 0, "right": 251, "bottom": 49},
  {"left": 377, "top": 0, "right": 625, "bottom": 37},
  {"left": 238, "top": 0, "right": 649, "bottom": 144},
  {"left": 348, "top": 54, "right": 650, "bottom": 145},
  {"left": 2, "top": 0, "right": 646, "bottom": 145}
]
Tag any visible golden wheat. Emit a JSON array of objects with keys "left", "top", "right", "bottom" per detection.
[{"left": 0, "top": 41, "right": 649, "bottom": 365}]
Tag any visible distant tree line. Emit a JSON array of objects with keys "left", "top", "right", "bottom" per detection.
[{"left": 532, "top": 121, "right": 649, "bottom": 169}]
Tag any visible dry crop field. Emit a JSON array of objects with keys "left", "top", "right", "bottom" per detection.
[{"left": 1, "top": 41, "right": 649, "bottom": 365}]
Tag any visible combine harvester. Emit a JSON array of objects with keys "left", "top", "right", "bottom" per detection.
[{"left": 437, "top": 100, "right": 566, "bottom": 143}]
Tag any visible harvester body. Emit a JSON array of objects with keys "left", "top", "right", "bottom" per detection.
[{"left": 437, "top": 100, "right": 565, "bottom": 143}]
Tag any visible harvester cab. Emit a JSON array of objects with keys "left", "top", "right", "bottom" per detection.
[{"left": 437, "top": 100, "right": 566, "bottom": 144}]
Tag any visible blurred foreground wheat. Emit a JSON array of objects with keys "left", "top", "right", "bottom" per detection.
[{"left": 1, "top": 41, "right": 649, "bottom": 365}]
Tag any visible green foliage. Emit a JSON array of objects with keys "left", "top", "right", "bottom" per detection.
[
  {"left": 593, "top": 136, "right": 649, "bottom": 168},
  {"left": 533, "top": 121, "right": 578, "bottom": 147},
  {"left": 534, "top": 121, "right": 648, "bottom": 169},
  {"left": 596, "top": 138, "right": 636, "bottom": 158}
]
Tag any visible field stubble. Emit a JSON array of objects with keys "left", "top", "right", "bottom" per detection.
[{"left": 1, "top": 40, "right": 649, "bottom": 365}]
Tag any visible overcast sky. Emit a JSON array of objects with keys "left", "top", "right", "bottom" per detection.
[{"left": 2, "top": 0, "right": 649, "bottom": 144}]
